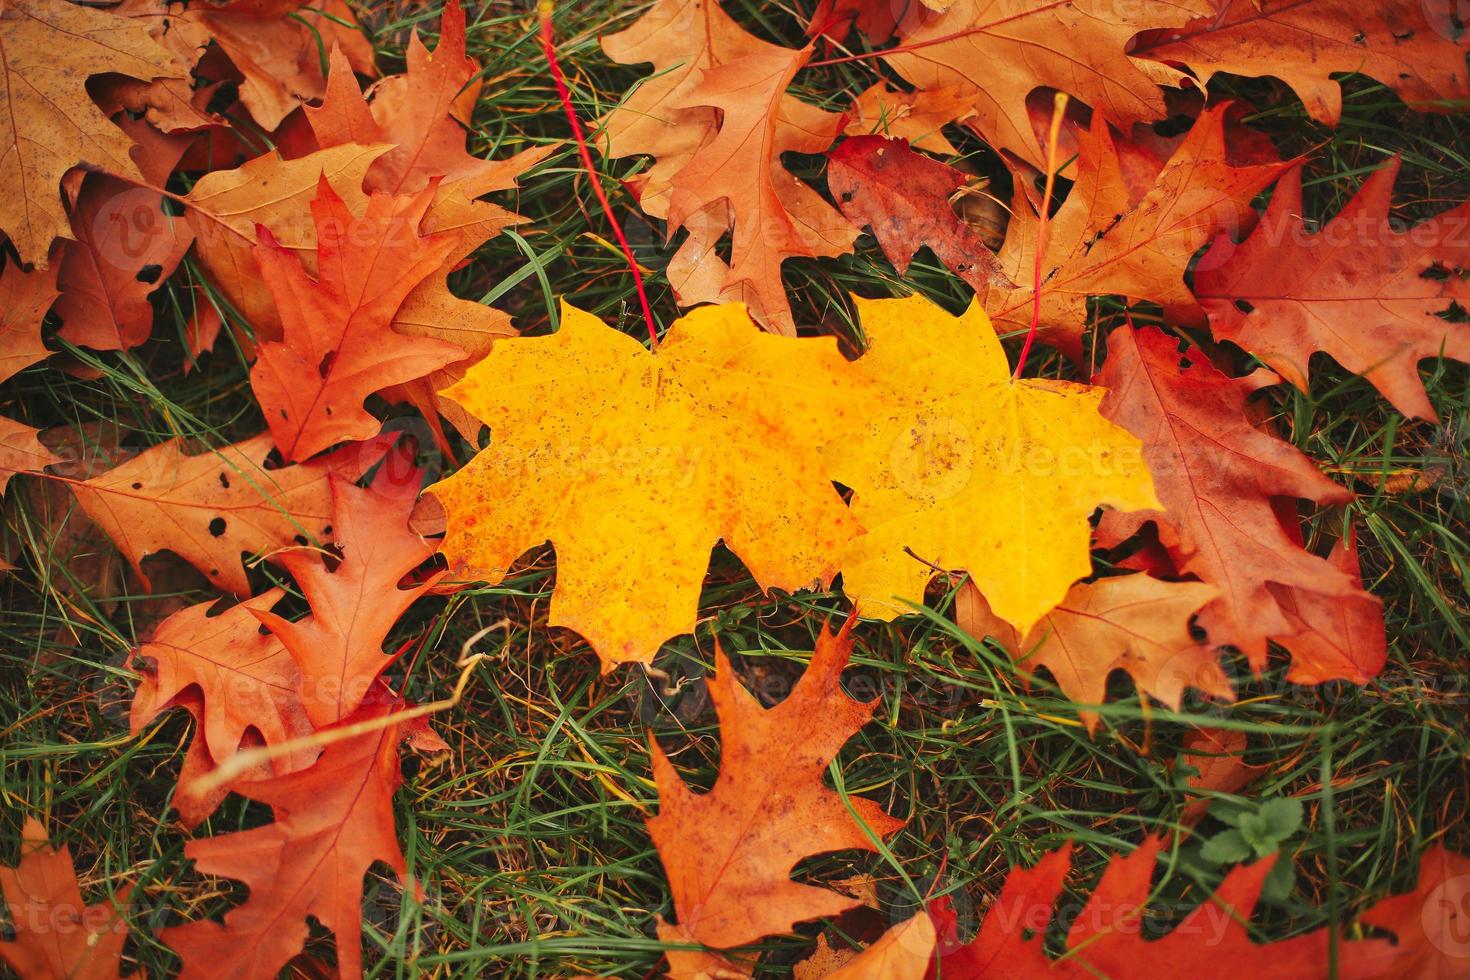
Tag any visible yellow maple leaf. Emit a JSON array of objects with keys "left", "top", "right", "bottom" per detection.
[
  {"left": 428, "top": 301, "right": 861, "bottom": 669},
  {"left": 827, "top": 294, "right": 1160, "bottom": 634}
]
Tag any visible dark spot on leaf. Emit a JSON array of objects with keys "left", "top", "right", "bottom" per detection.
[
  {"left": 208, "top": 517, "right": 227, "bottom": 537},
  {"left": 1422, "top": 262, "right": 1451, "bottom": 281},
  {"left": 318, "top": 350, "right": 336, "bottom": 377},
  {"left": 1437, "top": 301, "right": 1469, "bottom": 323},
  {"left": 218, "top": 472, "right": 230, "bottom": 489},
  {"left": 294, "top": 534, "right": 308, "bottom": 546},
  {"left": 131, "top": 481, "right": 143, "bottom": 490}
]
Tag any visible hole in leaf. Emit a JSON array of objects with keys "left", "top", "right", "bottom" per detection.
[
  {"left": 1234, "top": 299, "right": 1255, "bottom": 314},
  {"left": 208, "top": 517, "right": 227, "bottom": 537},
  {"left": 136, "top": 264, "right": 162, "bottom": 284}
]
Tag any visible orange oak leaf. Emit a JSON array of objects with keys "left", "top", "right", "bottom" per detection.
[
  {"left": 0, "top": 819, "right": 131, "bottom": 980},
  {"left": 826, "top": 135, "right": 1008, "bottom": 294},
  {"left": 130, "top": 589, "right": 315, "bottom": 824},
  {"left": 184, "top": 143, "right": 390, "bottom": 338},
  {"left": 600, "top": 0, "right": 794, "bottom": 219},
  {"left": 1135, "top": 1, "right": 1470, "bottom": 129},
  {"left": 1358, "top": 845, "right": 1470, "bottom": 978},
  {"left": 983, "top": 105, "right": 1287, "bottom": 359},
  {"left": 601, "top": 0, "right": 857, "bottom": 333},
  {"left": 70, "top": 432, "right": 390, "bottom": 595},
  {"left": 184, "top": 145, "right": 520, "bottom": 436},
  {"left": 956, "top": 573, "right": 1231, "bottom": 732},
  {"left": 161, "top": 693, "right": 427, "bottom": 980},
  {"left": 930, "top": 837, "right": 1391, "bottom": 977},
  {"left": 254, "top": 460, "right": 441, "bottom": 728},
  {"left": 1268, "top": 523, "right": 1386, "bottom": 685},
  {"left": 251, "top": 176, "right": 461, "bottom": 462},
  {"left": 648, "top": 620, "right": 904, "bottom": 950},
  {"left": 1178, "top": 727, "right": 1265, "bottom": 827},
  {"left": 307, "top": 0, "right": 551, "bottom": 199},
  {"left": 1195, "top": 160, "right": 1470, "bottom": 422},
  {"left": 305, "top": 7, "right": 548, "bottom": 436},
  {"left": 665, "top": 43, "right": 858, "bottom": 334},
  {"left": 877, "top": 0, "right": 1213, "bottom": 168},
  {"left": 0, "top": 0, "right": 186, "bottom": 266},
  {"left": 55, "top": 173, "right": 193, "bottom": 351},
  {"left": 1095, "top": 325, "right": 1357, "bottom": 668},
  {"left": 0, "top": 258, "right": 60, "bottom": 495}
]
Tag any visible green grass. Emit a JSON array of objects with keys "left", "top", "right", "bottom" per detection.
[{"left": 3, "top": 2, "right": 1469, "bottom": 977}]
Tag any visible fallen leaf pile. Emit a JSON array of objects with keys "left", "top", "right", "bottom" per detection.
[{"left": 0, "top": 0, "right": 1467, "bottom": 976}]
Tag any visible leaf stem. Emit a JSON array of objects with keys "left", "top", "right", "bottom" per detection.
[
  {"left": 537, "top": 0, "right": 659, "bottom": 349},
  {"left": 1013, "top": 91, "right": 1068, "bottom": 380}
]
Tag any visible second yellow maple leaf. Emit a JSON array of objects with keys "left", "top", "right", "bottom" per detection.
[{"left": 829, "top": 295, "right": 1159, "bottom": 635}]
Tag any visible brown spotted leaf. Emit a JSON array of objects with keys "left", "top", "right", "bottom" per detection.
[{"left": 71, "top": 432, "right": 390, "bottom": 595}]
